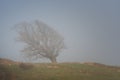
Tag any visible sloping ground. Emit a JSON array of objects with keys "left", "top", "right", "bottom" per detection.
[
  {"left": 0, "top": 58, "right": 19, "bottom": 65},
  {"left": 0, "top": 58, "right": 120, "bottom": 80},
  {"left": 83, "top": 62, "right": 120, "bottom": 70}
]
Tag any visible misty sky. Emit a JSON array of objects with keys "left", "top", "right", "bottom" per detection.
[{"left": 0, "top": 0, "right": 120, "bottom": 65}]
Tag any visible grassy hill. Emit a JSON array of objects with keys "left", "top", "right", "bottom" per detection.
[{"left": 0, "top": 58, "right": 120, "bottom": 80}]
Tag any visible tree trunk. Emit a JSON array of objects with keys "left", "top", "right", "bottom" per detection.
[{"left": 50, "top": 57, "right": 57, "bottom": 63}]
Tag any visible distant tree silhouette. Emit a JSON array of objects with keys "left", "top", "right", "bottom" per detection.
[{"left": 16, "top": 20, "right": 65, "bottom": 63}]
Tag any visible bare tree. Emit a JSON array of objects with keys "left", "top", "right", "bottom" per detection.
[{"left": 16, "top": 20, "right": 65, "bottom": 63}]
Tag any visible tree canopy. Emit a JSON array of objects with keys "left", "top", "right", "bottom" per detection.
[{"left": 16, "top": 20, "right": 65, "bottom": 63}]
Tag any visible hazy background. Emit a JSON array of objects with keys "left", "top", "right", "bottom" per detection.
[{"left": 0, "top": 0, "right": 120, "bottom": 66}]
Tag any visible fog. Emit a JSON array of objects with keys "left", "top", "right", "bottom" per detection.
[{"left": 0, "top": 0, "right": 120, "bottom": 66}]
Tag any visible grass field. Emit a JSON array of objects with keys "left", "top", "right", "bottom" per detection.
[{"left": 0, "top": 61, "right": 120, "bottom": 80}]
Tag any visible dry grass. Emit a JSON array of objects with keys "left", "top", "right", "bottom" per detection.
[{"left": 0, "top": 59, "right": 120, "bottom": 80}]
